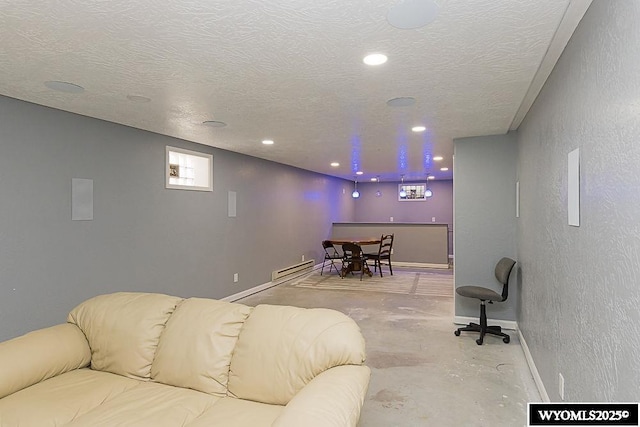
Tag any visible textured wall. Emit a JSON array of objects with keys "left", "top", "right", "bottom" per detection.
[
  {"left": 353, "top": 180, "right": 453, "bottom": 254},
  {"left": 517, "top": 1, "right": 640, "bottom": 401},
  {"left": 0, "top": 96, "right": 354, "bottom": 342},
  {"left": 453, "top": 133, "right": 517, "bottom": 320}
]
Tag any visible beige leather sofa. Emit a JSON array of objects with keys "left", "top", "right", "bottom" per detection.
[{"left": 0, "top": 292, "right": 370, "bottom": 426}]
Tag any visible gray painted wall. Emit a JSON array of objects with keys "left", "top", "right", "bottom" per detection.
[
  {"left": 353, "top": 180, "right": 453, "bottom": 254},
  {"left": 0, "top": 96, "right": 354, "bottom": 342},
  {"left": 516, "top": 1, "right": 640, "bottom": 401},
  {"left": 453, "top": 133, "right": 517, "bottom": 320}
]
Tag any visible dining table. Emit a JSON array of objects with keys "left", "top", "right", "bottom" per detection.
[
  {"left": 327, "top": 237, "right": 381, "bottom": 278},
  {"left": 327, "top": 237, "right": 381, "bottom": 246}
]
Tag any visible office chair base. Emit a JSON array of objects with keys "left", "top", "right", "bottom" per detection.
[{"left": 455, "top": 323, "right": 510, "bottom": 345}]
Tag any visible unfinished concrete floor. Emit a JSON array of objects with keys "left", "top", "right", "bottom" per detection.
[{"left": 238, "top": 268, "right": 540, "bottom": 427}]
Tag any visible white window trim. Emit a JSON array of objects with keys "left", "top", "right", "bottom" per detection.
[
  {"left": 165, "top": 146, "right": 213, "bottom": 192},
  {"left": 398, "top": 182, "right": 428, "bottom": 201}
]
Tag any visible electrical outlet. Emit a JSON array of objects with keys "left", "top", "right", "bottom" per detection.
[
  {"left": 233, "top": 273, "right": 238, "bottom": 283},
  {"left": 390, "top": 216, "right": 394, "bottom": 222},
  {"left": 302, "top": 255, "right": 305, "bottom": 261},
  {"left": 432, "top": 216, "right": 436, "bottom": 222},
  {"left": 559, "top": 373, "right": 565, "bottom": 400}
]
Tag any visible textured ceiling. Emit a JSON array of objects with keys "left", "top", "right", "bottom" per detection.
[{"left": 0, "top": 0, "right": 575, "bottom": 181}]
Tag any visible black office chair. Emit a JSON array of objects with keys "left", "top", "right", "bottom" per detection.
[
  {"left": 454, "top": 257, "right": 516, "bottom": 345},
  {"left": 321, "top": 240, "right": 343, "bottom": 275},
  {"left": 341, "top": 242, "right": 370, "bottom": 281},
  {"left": 364, "top": 234, "right": 394, "bottom": 277}
]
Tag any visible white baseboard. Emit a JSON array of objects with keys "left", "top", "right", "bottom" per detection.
[
  {"left": 453, "top": 315, "right": 517, "bottom": 331},
  {"left": 221, "top": 263, "right": 322, "bottom": 302},
  {"left": 392, "top": 261, "right": 450, "bottom": 269},
  {"left": 518, "top": 327, "right": 550, "bottom": 402},
  {"left": 454, "top": 317, "right": 549, "bottom": 402},
  {"left": 221, "top": 280, "right": 279, "bottom": 302}
]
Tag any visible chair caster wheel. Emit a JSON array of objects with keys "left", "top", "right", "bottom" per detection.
[
  {"left": 476, "top": 339, "right": 483, "bottom": 345},
  {"left": 503, "top": 336, "right": 510, "bottom": 344},
  {"left": 454, "top": 330, "right": 460, "bottom": 336}
]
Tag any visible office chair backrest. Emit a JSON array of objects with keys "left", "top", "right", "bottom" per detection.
[{"left": 495, "top": 257, "right": 516, "bottom": 301}]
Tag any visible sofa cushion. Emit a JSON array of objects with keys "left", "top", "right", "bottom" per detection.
[
  {"left": 0, "top": 369, "right": 138, "bottom": 426},
  {"left": 227, "top": 304, "right": 366, "bottom": 405},
  {"left": 67, "top": 292, "right": 183, "bottom": 380},
  {"left": 0, "top": 323, "right": 91, "bottom": 399},
  {"left": 187, "top": 397, "right": 283, "bottom": 427},
  {"left": 151, "top": 298, "right": 252, "bottom": 396},
  {"left": 64, "top": 381, "right": 218, "bottom": 427}
]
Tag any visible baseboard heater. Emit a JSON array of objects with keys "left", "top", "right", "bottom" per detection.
[{"left": 271, "top": 259, "right": 315, "bottom": 281}]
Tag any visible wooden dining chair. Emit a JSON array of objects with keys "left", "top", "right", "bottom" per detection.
[
  {"left": 341, "top": 242, "right": 370, "bottom": 281},
  {"left": 364, "top": 234, "right": 394, "bottom": 277}
]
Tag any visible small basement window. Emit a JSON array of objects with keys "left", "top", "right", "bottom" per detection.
[
  {"left": 166, "top": 146, "right": 213, "bottom": 191},
  {"left": 398, "top": 183, "right": 428, "bottom": 201}
]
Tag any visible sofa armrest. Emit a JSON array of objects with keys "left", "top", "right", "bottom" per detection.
[
  {"left": 272, "top": 365, "right": 371, "bottom": 427},
  {"left": 0, "top": 323, "right": 91, "bottom": 399}
]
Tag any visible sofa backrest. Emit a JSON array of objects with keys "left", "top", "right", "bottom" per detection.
[
  {"left": 227, "top": 304, "right": 367, "bottom": 405},
  {"left": 150, "top": 297, "right": 252, "bottom": 396},
  {"left": 67, "top": 292, "right": 367, "bottom": 405},
  {"left": 67, "top": 292, "right": 183, "bottom": 380}
]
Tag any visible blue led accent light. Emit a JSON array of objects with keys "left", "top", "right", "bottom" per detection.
[
  {"left": 398, "top": 143, "right": 408, "bottom": 172},
  {"left": 351, "top": 135, "right": 362, "bottom": 174},
  {"left": 422, "top": 131, "right": 434, "bottom": 171}
]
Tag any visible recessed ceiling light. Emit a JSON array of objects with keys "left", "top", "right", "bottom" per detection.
[
  {"left": 386, "top": 97, "right": 416, "bottom": 107},
  {"left": 387, "top": 0, "right": 440, "bottom": 30},
  {"left": 370, "top": 177, "right": 378, "bottom": 182},
  {"left": 412, "top": 126, "right": 426, "bottom": 132},
  {"left": 44, "top": 81, "right": 84, "bottom": 94},
  {"left": 356, "top": 171, "right": 364, "bottom": 175},
  {"left": 433, "top": 156, "right": 443, "bottom": 161},
  {"left": 330, "top": 162, "right": 340, "bottom": 167},
  {"left": 363, "top": 53, "right": 388, "bottom": 66},
  {"left": 262, "top": 139, "right": 274, "bottom": 145},
  {"left": 428, "top": 175, "right": 435, "bottom": 180},
  {"left": 202, "top": 120, "right": 227, "bottom": 128},
  {"left": 440, "top": 167, "right": 449, "bottom": 171},
  {"left": 127, "top": 94, "right": 151, "bottom": 103}
]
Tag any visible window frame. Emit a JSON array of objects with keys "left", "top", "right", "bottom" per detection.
[
  {"left": 165, "top": 146, "right": 213, "bottom": 192},
  {"left": 398, "top": 182, "right": 428, "bottom": 201}
]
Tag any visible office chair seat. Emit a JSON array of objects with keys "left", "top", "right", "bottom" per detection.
[{"left": 456, "top": 286, "right": 503, "bottom": 302}]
